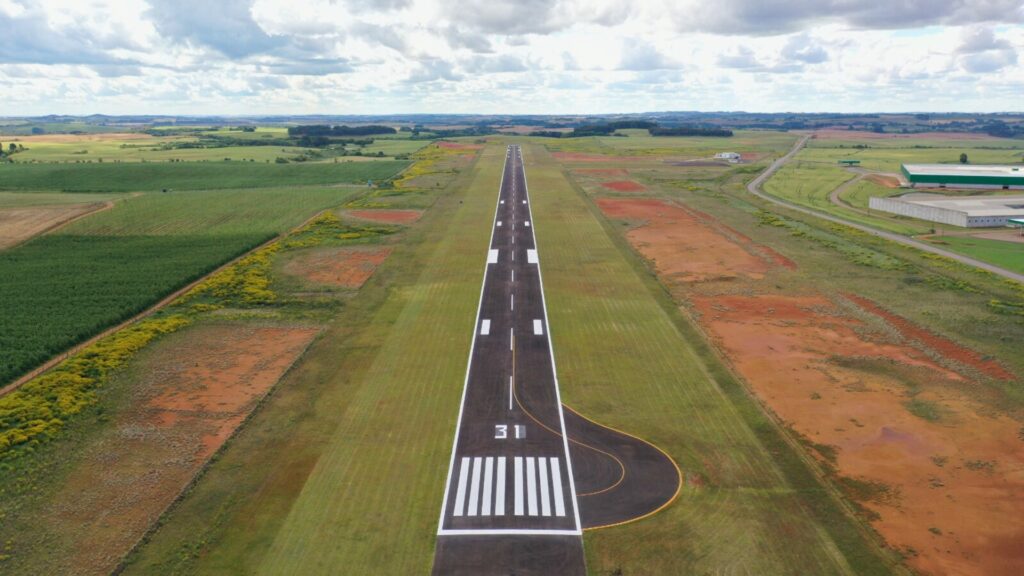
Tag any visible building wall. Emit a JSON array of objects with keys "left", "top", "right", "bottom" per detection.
[
  {"left": 965, "top": 215, "right": 1015, "bottom": 227},
  {"left": 910, "top": 181, "right": 1024, "bottom": 190},
  {"left": 869, "top": 197, "right": 969, "bottom": 227}
]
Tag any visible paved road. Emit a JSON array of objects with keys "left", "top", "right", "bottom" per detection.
[
  {"left": 432, "top": 145, "right": 586, "bottom": 575},
  {"left": 748, "top": 136, "right": 1024, "bottom": 284}
]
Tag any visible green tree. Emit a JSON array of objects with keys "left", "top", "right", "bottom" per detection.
[
  {"left": 960, "top": 152, "right": 968, "bottom": 164},
  {"left": 8, "top": 143, "right": 15, "bottom": 153}
]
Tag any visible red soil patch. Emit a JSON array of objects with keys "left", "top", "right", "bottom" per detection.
[
  {"left": 739, "top": 152, "right": 764, "bottom": 161},
  {"left": 574, "top": 168, "right": 629, "bottom": 177},
  {"left": 346, "top": 209, "right": 423, "bottom": 224},
  {"left": 596, "top": 198, "right": 789, "bottom": 282},
  {"left": 692, "top": 294, "right": 1024, "bottom": 576},
  {"left": 865, "top": 174, "right": 902, "bottom": 188},
  {"left": 552, "top": 152, "right": 643, "bottom": 163},
  {"left": 282, "top": 246, "right": 391, "bottom": 288},
  {"left": 600, "top": 180, "right": 646, "bottom": 192},
  {"left": 39, "top": 324, "right": 318, "bottom": 575},
  {"left": 847, "top": 293, "right": 1015, "bottom": 381},
  {"left": 436, "top": 141, "right": 483, "bottom": 150}
]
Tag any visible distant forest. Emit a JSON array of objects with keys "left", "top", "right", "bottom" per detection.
[{"left": 530, "top": 120, "right": 732, "bottom": 138}]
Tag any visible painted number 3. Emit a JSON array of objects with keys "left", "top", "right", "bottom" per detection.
[{"left": 495, "top": 424, "right": 526, "bottom": 439}]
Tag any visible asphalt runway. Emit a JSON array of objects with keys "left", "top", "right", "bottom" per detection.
[{"left": 432, "top": 146, "right": 679, "bottom": 575}]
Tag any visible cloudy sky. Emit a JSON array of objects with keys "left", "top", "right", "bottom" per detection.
[{"left": 2, "top": 0, "right": 1023, "bottom": 115}]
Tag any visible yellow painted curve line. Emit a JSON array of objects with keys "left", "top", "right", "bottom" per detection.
[
  {"left": 509, "top": 352, "right": 681, "bottom": 526},
  {"left": 561, "top": 405, "right": 683, "bottom": 532}
]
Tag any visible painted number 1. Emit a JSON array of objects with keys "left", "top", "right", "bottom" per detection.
[{"left": 495, "top": 424, "right": 526, "bottom": 439}]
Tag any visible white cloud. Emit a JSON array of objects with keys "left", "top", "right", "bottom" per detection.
[{"left": 0, "top": 0, "right": 1021, "bottom": 114}]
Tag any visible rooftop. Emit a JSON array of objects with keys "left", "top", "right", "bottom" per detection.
[
  {"left": 895, "top": 193, "right": 1024, "bottom": 217},
  {"left": 903, "top": 164, "right": 1024, "bottom": 178}
]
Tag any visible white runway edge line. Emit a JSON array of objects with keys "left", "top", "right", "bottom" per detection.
[
  {"left": 520, "top": 145, "right": 585, "bottom": 534},
  {"left": 435, "top": 146, "right": 510, "bottom": 535}
]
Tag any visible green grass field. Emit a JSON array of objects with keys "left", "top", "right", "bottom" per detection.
[
  {"left": 800, "top": 143, "right": 1024, "bottom": 173},
  {"left": 0, "top": 186, "right": 361, "bottom": 386},
  {"left": 0, "top": 191, "right": 125, "bottom": 208},
  {"left": 524, "top": 143, "right": 893, "bottom": 574},
  {"left": 926, "top": 235, "right": 1024, "bottom": 274},
  {"left": 0, "top": 160, "right": 408, "bottom": 192},
  {"left": 540, "top": 129, "right": 797, "bottom": 158}
]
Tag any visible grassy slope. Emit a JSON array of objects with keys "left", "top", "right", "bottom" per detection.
[
  {"left": 0, "top": 160, "right": 407, "bottom": 192},
  {"left": 123, "top": 146, "right": 491, "bottom": 575},
  {"left": 524, "top": 143, "right": 894, "bottom": 575},
  {"left": 928, "top": 236, "right": 1024, "bottom": 274}
]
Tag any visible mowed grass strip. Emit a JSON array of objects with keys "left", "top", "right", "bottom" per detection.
[
  {"left": 524, "top": 143, "right": 893, "bottom": 575},
  {"left": 0, "top": 160, "right": 408, "bottom": 192},
  {"left": 249, "top": 147, "right": 501, "bottom": 574}
]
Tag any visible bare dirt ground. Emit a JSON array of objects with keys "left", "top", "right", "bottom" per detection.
[
  {"left": 345, "top": 209, "right": 423, "bottom": 224},
  {"left": 596, "top": 198, "right": 790, "bottom": 283},
  {"left": 811, "top": 129, "right": 997, "bottom": 141},
  {"left": 865, "top": 173, "right": 902, "bottom": 188},
  {"left": 37, "top": 323, "right": 319, "bottom": 576},
  {"left": 691, "top": 294, "right": 1024, "bottom": 576},
  {"left": 599, "top": 180, "right": 646, "bottom": 192},
  {"left": 0, "top": 202, "right": 109, "bottom": 248},
  {"left": 281, "top": 246, "right": 392, "bottom": 288}
]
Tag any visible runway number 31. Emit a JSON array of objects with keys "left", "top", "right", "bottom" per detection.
[{"left": 494, "top": 424, "right": 526, "bottom": 439}]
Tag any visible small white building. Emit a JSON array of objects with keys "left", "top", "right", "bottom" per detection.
[{"left": 715, "top": 152, "right": 741, "bottom": 162}]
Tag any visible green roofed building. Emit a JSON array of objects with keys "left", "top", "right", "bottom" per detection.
[{"left": 901, "top": 163, "right": 1024, "bottom": 190}]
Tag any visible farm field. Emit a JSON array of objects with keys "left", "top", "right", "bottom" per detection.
[
  {"left": 0, "top": 159, "right": 408, "bottom": 192},
  {"left": 0, "top": 186, "right": 365, "bottom": 387},
  {"left": 524, "top": 142, "right": 893, "bottom": 574},
  {"left": 0, "top": 143, "right": 477, "bottom": 575},
  {"left": 549, "top": 129, "right": 1024, "bottom": 575},
  {"left": 119, "top": 143, "right": 483, "bottom": 575}
]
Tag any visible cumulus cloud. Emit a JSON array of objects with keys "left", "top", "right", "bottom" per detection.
[
  {"left": 956, "top": 26, "right": 1018, "bottom": 73},
  {"left": 444, "top": 0, "right": 631, "bottom": 35},
  {"left": 781, "top": 34, "right": 828, "bottom": 64},
  {"left": 619, "top": 39, "right": 677, "bottom": 71},
  {"left": 147, "top": 0, "right": 284, "bottom": 58},
  {"left": 674, "top": 0, "right": 1024, "bottom": 35},
  {"left": 404, "top": 58, "right": 461, "bottom": 83},
  {"left": 0, "top": 5, "right": 135, "bottom": 66}
]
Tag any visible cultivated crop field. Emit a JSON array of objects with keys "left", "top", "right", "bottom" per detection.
[
  {"left": 0, "top": 159, "right": 407, "bottom": 192},
  {"left": 0, "top": 142, "right": 476, "bottom": 575}
]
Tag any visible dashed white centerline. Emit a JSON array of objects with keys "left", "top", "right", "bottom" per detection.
[{"left": 510, "top": 293, "right": 514, "bottom": 310}]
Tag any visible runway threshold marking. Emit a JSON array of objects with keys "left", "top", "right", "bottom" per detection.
[{"left": 436, "top": 145, "right": 582, "bottom": 538}]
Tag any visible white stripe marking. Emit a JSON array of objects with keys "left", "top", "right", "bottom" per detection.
[
  {"left": 497, "top": 221, "right": 502, "bottom": 227},
  {"left": 480, "top": 319, "right": 490, "bottom": 335},
  {"left": 533, "top": 319, "right": 543, "bottom": 335},
  {"left": 495, "top": 457, "right": 506, "bottom": 516},
  {"left": 511, "top": 270, "right": 514, "bottom": 282},
  {"left": 539, "top": 455, "right": 551, "bottom": 517},
  {"left": 487, "top": 249, "right": 498, "bottom": 264},
  {"left": 527, "top": 249, "right": 538, "bottom": 264},
  {"left": 522, "top": 200, "right": 527, "bottom": 204},
  {"left": 500, "top": 200, "right": 505, "bottom": 204},
  {"left": 438, "top": 529, "right": 581, "bottom": 536},
  {"left": 510, "top": 294, "right": 514, "bottom": 310},
  {"left": 468, "top": 457, "right": 482, "bottom": 516},
  {"left": 526, "top": 457, "right": 538, "bottom": 516},
  {"left": 514, "top": 457, "right": 524, "bottom": 516},
  {"left": 551, "top": 458, "right": 566, "bottom": 517},
  {"left": 453, "top": 457, "right": 470, "bottom": 517},
  {"left": 525, "top": 221, "right": 531, "bottom": 227},
  {"left": 508, "top": 376, "right": 513, "bottom": 410},
  {"left": 481, "top": 457, "right": 494, "bottom": 516}
]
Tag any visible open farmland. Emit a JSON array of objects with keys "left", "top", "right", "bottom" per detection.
[
  {"left": 548, "top": 128, "right": 1024, "bottom": 575},
  {"left": 0, "top": 159, "right": 408, "bottom": 192},
  {"left": 0, "top": 186, "right": 365, "bottom": 387}
]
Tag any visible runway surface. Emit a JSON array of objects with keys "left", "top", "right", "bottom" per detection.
[{"left": 432, "top": 146, "right": 679, "bottom": 575}]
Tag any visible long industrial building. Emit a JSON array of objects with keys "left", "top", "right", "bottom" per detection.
[
  {"left": 901, "top": 164, "right": 1024, "bottom": 190},
  {"left": 869, "top": 193, "right": 1024, "bottom": 228}
]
